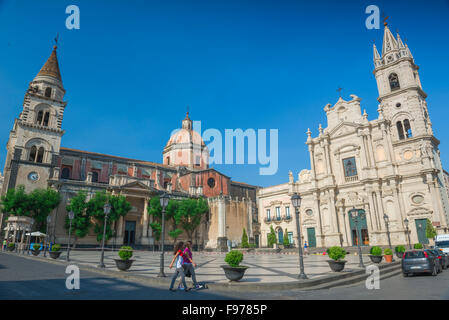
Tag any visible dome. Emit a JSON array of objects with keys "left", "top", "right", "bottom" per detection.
[{"left": 162, "top": 112, "right": 209, "bottom": 169}]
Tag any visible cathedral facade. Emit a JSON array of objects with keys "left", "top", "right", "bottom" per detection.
[
  {"left": 258, "top": 23, "right": 449, "bottom": 249},
  {"left": 0, "top": 45, "right": 259, "bottom": 250}
]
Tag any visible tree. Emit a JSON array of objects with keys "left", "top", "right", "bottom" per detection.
[
  {"left": 267, "top": 225, "right": 276, "bottom": 248},
  {"left": 87, "top": 191, "right": 131, "bottom": 243},
  {"left": 174, "top": 198, "right": 209, "bottom": 241},
  {"left": 65, "top": 190, "right": 90, "bottom": 245},
  {"left": 426, "top": 218, "right": 437, "bottom": 240},
  {"left": 1, "top": 186, "right": 60, "bottom": 232},
  {"left": 0, "top": 185, "right": 32, "bottom": 217},
  {"left": 283, "top": 228, "right": 290, "bottom": 247},
  {"left": 241, "top": 228, "right": 249, "bottom": 248},
  {"left": 28, "top": 188, "right": 61, "bottom": 232}
]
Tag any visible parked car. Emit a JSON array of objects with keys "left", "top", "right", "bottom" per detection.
[
  {"left": 429, "top": 249, "right": 449, "bottom": 270},
  {"left": 402, "top": 250, "right": 439, "bottom": 277},
  {"left": 424, "top": 249, "right": 442, "bottom": 273},
  {"left": 435, "top": 234, "right": 449, "bottom": 254}
]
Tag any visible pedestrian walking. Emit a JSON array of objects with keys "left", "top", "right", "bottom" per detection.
[
  {"left": 2, "top": 239, "right": 6, "bottom": 251},
  {"left": 181, "top": 240, "right": 203, "bottom": 289},
  {"left": 304, "top": 241, "right": 309, "bottom": 255},
  {"left": 168, "top": 241, "right": 190, "bottom": 292}
]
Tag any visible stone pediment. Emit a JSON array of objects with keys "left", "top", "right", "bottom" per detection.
[
  {"left": 120, "top": 180, "right": 154, "bottom": 190},
  {"left": 327, "top": 122, "right": 359, "bottom": 138}
]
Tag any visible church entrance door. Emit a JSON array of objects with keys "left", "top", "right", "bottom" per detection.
[
  {"left": 348, "top": 209, "right": 369, "bottom": 246},
  {"left": 124, "top": 221, "right": 136, "bottom": 246}
]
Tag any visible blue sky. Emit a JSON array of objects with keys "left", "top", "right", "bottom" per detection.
[{"left": 0, "top": 0, "right": 448, "bottom": 187}]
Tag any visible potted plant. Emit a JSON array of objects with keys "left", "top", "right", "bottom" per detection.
[
  {"left": 414, "top": 243, "right": 423, "bottom": 249},
  {"left": 327, "top": 246, "right": 347, "bottom": 272},
  {"left": 394, "top": 245, "right": 405, "bottom": 259},
  {"left": 114, "top": 246, "right": 134, "bottom": 271},
  {"left": 7, "top": 242, "right": 15, "bottom": 252},
  {"left": 369, "top": 246, "right": 383, "bottom": 263},
  {"left": 221, "top": 250, "right": 249, "bottom": 281},
  {"left": 384, "top": 248, "right": 393, "bottom": 263},
  {"left": 31, "top": 243, "right": 41, "bottom": 256},
  {"left": 49, "top": 244, "right": 62, "bottom": 259}
]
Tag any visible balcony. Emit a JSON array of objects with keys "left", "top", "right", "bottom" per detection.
[
  {"left": 283, "top": 215, "right": 292, "bottom": 222},
  {"left": 263, "top": 217, "right": 272, "bottom": 224},
  {"left": 345, "top": 175, "right": 359, "bottom": 183}
]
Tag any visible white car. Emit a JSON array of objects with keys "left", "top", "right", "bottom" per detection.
[{"left": 434, "top": 234, "right": 449, "bottom": 254}]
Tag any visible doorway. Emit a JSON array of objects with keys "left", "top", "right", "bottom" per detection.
[
  {"left": 415, "top": 218, "right": 428, "bottom": 244},
  {"left": 348, "top": 209, "right": 370, "bottom": 246},
  {"left": 124, "top": 221, "right": 136, "bottom": 246},
  {"left": 307, "top": 227, "right": 316, "bottom": 247}
]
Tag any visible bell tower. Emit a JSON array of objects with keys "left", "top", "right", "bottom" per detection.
[
  {"left": 1, "top": 44, "right": 67, "bottom": 195},
  {"left": 373, "top": 22, "right": 431, "bottom": 139}
]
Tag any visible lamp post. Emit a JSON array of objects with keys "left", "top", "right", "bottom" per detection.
[
  {"left": 66, "top": 211, "right": 74, "bottom": 262},
  {"left": 404, "top": 218, "right": 412, "bottom": 249},
  {"left": 291, "top": 193, "right": 307, "bottom": 279},
  {"left": 350, "top": 207, "right": 365, "bottom": 268},
  {"left": 158, "top": 193, "right": 169, "bottom": 277},
  {"left": 99, "top": 202, "right": 112, "bottom": 268},
  {"left": 44, "top": 215, "right": 51, "bottom": 257},
  {"left": 383, "top": 214, "right": 394, "bottom": 261}
]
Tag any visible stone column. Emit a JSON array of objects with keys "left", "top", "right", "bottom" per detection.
[
  {"left": 142, "top": 198, "right": 149, "bottom": 238},
  {"left": 313, "top": 193, "right": 325, "bottom": 247},
  {"left": 340, "top": 207, "right": 351, "bottom": 246},
  {"left": 428, "top": 174, "right": 446, "bottom": 225},
  {"left": 117, "top": 216, "right": 124, "bottom": 238},
  {"left": 329, "top": 190, "right": 338, "bottom": 234},
  {"left": 366, "top": 192, "right": 378, "bottom": 231},
  {"left": 217, "top": 196, "right": 227, "bottom": 251}
]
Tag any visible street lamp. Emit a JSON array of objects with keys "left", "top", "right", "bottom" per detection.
[
  {"left": 158, "top": 193, "right": 169, "bottom": 277},
  {"left": 44, "top": 215, "right": 51, "bottom": 257},
  {"left": 350, "top": 207, "right": 365, "bottom": 268},
  {"left": 291, "top": 193, "right": 307, "bottom": 279},
  {"left": 404, "top": 218, "right": 412, "bottom": 249},
  {"left": 66, "top": 211, "right": 74, "bottom": 261},
  {"left": 383, "top": 214, "right": 394, "bottom": 262},
  {"left": 99, "top": 202, "right": 112, "bottom": 268}
]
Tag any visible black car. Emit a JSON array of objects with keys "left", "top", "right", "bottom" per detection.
[
  {"left": 402, "top": 250, "right": 439, "bottom": 277},
  {"left": 429, "top": 249, "right": 449, "bottom": 270}
]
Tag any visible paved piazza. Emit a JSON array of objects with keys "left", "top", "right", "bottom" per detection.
[{"left": 49, "top": 249, "right": 374, "bottom": 283}]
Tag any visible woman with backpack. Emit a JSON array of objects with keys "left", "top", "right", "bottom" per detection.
[{"left": 168, "top": 241, "right": 190, "bottom": 292}]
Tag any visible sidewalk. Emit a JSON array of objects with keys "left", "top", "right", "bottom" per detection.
[{"left": 2, "top": 248, "right": 401, "bottom": 291}]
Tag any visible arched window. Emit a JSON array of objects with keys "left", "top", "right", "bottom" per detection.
[
  {"left": 36, "top": 111, "right": 43, "bottom": 125},
  {"left": 45, "top": 87, "right": 52, "bottom": 98},
  {"left": 36, "top": 147, "right": 44, "bottom": 163},
  {"left": 396, "top": 121, "right": 405, "bottom": 140},
  {"left": 61, "top": 167, "right": 71, "bottom": 179},
  {"left": 403, "top": 119, "right": 412, "bottom": 138},
  {"left": 389, "top": 73, "right": 400, "bottom": 90},
  {"left": 92, "top": 171, "right": 99, "bottom": 183},
  {"left": 43, "top": 112, "right": 50, "bottom": 127},
  {"left": 29, "top": 146, "right": 37, "bottom": 162}
]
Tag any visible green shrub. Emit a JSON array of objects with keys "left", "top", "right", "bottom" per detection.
[
  {"left": 327, "top": 246, "right": 346, "bottom": 261},
  {"left": 51, "top": 244, "right": 61, "bottom": 252},
  {"left": 370, "top": 246, "right": 382, "bottom": 256},
  {"left": 267, "top": 225, "right": 276, "bottom": 248},
  {"left": 225, "top": 250, "right": 244, "bottom": 267},
  {"left": 118, "top": 246, "right": 133, "bottom": 261},
  {"left": 384, "top": 248, "right": 393, "bottom": 255},
  {"left": 7, "top": 242, "right": 14, "bottom": 248},
  {"left": 283, "top": 229, "right": 290, "bottom": 247},
  {"left": 32, "top": 243, "right": 41, "bottom": 251},
  {"left": 241, "top": 229, "right": 249, "bottom": 248},
  {"left": 414, "top": 243, "right": 423, "bottom": 249},
  {"left": 395, "top": 245, "right": 405, "bottom": 253}
]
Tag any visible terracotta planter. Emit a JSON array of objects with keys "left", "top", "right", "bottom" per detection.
[
  {"left": 327, "top": 260, "right": 346, "bottom": 272},
  {"left": 49, "top": 251, "right": 62, "bottom": 259},
  {"left": 221, "top": 265, "right": 249, "bottom": 281},
  {"left": 369, "top": 255, "right": 383, "bottom": 264},
  {"left": 114, "top": 259, "right": 134, "bottom": 271},
  {"left": 384, "top": 255, "right": 393, "bottom": 263}
]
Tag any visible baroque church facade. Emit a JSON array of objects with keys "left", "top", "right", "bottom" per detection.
[
  {"left": 258, "top": 23, "right": 449, "bottom": 249},
  {"left": 0, "top": 45, "right": 259, "bottom": 250}
]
